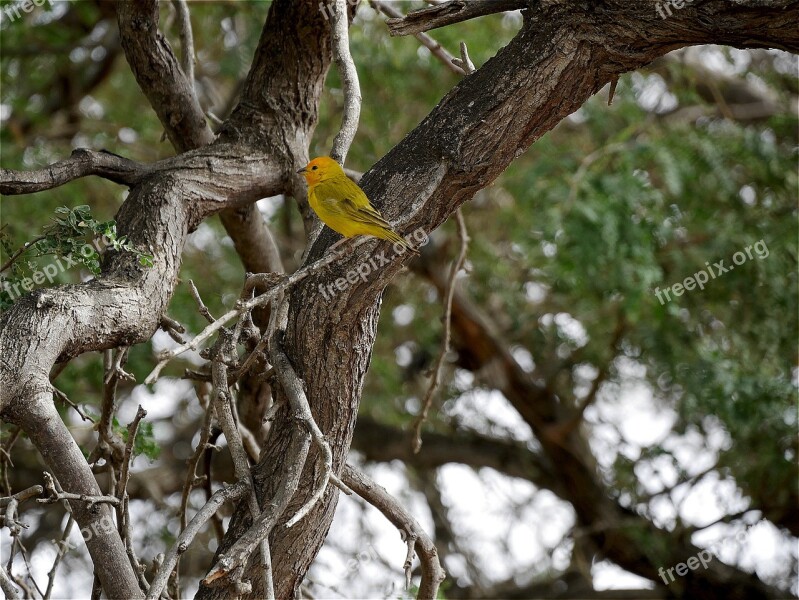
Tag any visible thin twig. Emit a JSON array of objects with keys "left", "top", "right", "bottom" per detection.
[
  {"left": 146, "top": 479, "right": 249, "bottom": 600},
  {"left": 210, "top": 330, "right": 275, "bottom": 598},
  {"left": 189, "top": 279, "right": 216, "bottom": 324},
  {"left": 202, "top": 321, "right": 330, "bottom": 589},
  {"left": 104, "top": 347, "right": 135, "bottom": 385},
  {"left": 371, "top": 0, "right": 465, "bottom": 75},
  {"left": 202, "top": 412, "right": 312, "bottom": 588},
  {"left": 412, "top": 210, "right": 469, "bottom": 452},
  {"left": 88, "top": 348, "right": 128, "bottom": 469},
  {"left": 0, "top": 235, "right": 46, "bottom": 273},
  {"left": 401, "top": 528, "right": 418, "bottom": 590},
  {"left": 273, "top": 338, "right": 352, "bottom": 529},
  {"left": 160, "top": 315, "right": 188, "bottom": 344},
  {"left": 9, "top": 536, "right": 43, "bottom": 597},
  {"left": 0, "top": 428, "right": 20, "bottom": 497},
  {"left": 144, "top": 238, "right": 371, "bottom": 385},
  {"left": 0, "top": 565, "right": 22, "bottom": 600},
  {"left": 179, "top": 408, "right": 215, "bottom": 531},
  {"left": 0, "top": 487, "right": 41, "bottom": 539},
  {"left": 342, "top": 464, "right": 445, "bottom": 599},
  {"left": 44, "top": 513, "right": 75, "bottom": 600},
  {"left": 115, "top": 406, "right": 149, "bottom": 593},
  {"left": 452, "top": 41, "right": 475, "bottom": 74},
  {"left": 39, "top": 472, "right": 118, "bottom": 510},
  {"left": 52, "top": 387, "right": 96, "bottom": 424},
  {"left": 115, "top": 406, "right": 146, "bottom": 501},
  {"left": 0, "top": 485, "right": 43, "bottom": 508}
]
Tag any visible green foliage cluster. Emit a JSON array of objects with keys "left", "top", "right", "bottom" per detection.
[
  {"left": 1, "top": 205, "right": 151, "bottom": 310},
  {"left": 0, "top": 2, "right": 796, "bottom": 592}
]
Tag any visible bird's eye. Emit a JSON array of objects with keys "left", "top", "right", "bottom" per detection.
[{"left": 311, "top": 165, "right": 318, "bottom": 171}]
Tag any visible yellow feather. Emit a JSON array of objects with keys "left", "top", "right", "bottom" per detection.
[{"left": 298, "top": 157, "right": 417, "bottom": 254}]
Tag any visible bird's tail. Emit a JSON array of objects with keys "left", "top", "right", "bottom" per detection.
[{"left": 380, "top": 227, "right": 419, "bottom": 256}]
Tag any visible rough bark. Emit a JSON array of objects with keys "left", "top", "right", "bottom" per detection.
[
  {"left": 1, "top": 1, "right": 797, "bottom": 598},
  {"left": 205, "top": 2, "right": 799, "bottom": 598}
]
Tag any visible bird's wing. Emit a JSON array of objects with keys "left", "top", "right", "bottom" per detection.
[
  {"left": 340, "top": 198, "right": 392, "bottom": 229},
  {"left": 316, "top": 178, "right": 393, "bottom": 229}
]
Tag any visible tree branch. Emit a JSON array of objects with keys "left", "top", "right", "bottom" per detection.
[
  {"left": 329, "top": 0, "right": 361, "bottom": 164},
  {"left": 147, "top": 479, "right": 249, "bottom": 600},
  {"left": 353, "top": 416, "right": 560, "bottom": 491},
  {"left": 0, "top": 566, "right": 22, "bottom": 600},
  {"left": 0, "top": 148, "right": 147, "bottom": 195},
  {"left": 117, "top": 0, "right": 213, "bottom": 151},
  {"left": 371, "top": 1, "right": 466, "bottom": 76},
  {"left": 2, "top": 389, "right": 143, "bottom": 598},
  {"left": 172, "top": 0, "right": 196, "bottom": 96},
  {"left": 342, "top": 464, "right": 446, "bottom": 600},
  {"left": 385, "top": 0, "right": 529, "bottom": 37},
  {"left": 412, "top": 210, "right": 469, "bottom": 452}
]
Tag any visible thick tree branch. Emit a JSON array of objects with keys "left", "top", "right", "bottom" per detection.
[
  {"left": 225, "top": 2, "right": 799, "bottom": 598},
  {"left": 3, "top": 389, "right": 143, "bottom": 598},
  {"left": 353, "top": 416, "right": 561, "bottom": 491},
  {"left": 117, "top": 0, "right": 213, "bottom": 151},
  {"left": 117, "top": 0, "right": 291, "bottom": 315},
  {"left": 3, "top": 1, "right": 798, "bottom": 599},
  {"left": 0, "top": 148, "right": 147, "bottom": 195},
  {"left": 0, "top": 566, "right": 22, "bottom": 600},
  {"left": 118, "top": 0, "right": 289, "bottom": 325}
]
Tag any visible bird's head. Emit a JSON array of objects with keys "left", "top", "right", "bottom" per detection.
[{"left": 296, "top": 156, "right": 343, "bottom": 185}]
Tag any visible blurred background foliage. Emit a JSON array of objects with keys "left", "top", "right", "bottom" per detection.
[{"left": 0, "top": 1, "right": 796, "bottom": 597}]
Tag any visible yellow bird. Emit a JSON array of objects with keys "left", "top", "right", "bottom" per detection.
[{"left": 297, "top": 156, "right": 417, "bottom": 254}]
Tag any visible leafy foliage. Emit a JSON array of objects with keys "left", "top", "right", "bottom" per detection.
[
  {"left": 0, "top": 1, "right": 796, "bottom": 597},
  {"left": 1, "top": 205, "right": 151, "bottom": 310}
]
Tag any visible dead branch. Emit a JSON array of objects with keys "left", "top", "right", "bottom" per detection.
[
  {"left": 412, "top": 210, "right": 469, "bottom": 452},
  {"left": 146, "top": 479, "right": 250, "bottom": 600},
  {"left": 370, "top": 0, "right": 466, "bottom": 75},
  {"left": 172, "top": 0, "right": 196, "bottom": 94},
  {"left": 342, "top": 464, "right": 446, "bottom": 600},
  {"left": 385, "top": 0, "right": 528, "bottom": 37}
]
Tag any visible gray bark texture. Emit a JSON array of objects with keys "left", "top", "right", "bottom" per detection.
[{"left": 1, "top": 0, "right": 797, "bottom": 598}]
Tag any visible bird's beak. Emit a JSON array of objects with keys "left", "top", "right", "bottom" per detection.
[{"left": 296, "top": 167, "right": 307, "bottom": 174}]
